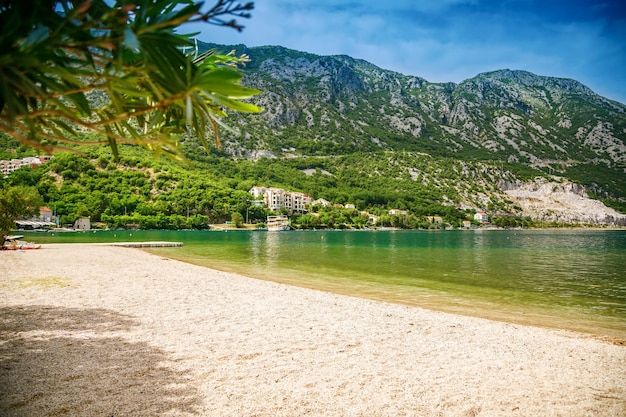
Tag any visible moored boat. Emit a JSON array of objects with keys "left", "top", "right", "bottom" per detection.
[
  {"left": 2, "top": 235, "right": 42, "bottom": 250},
  {"left": 266, "top": 215, "right": 290, "bottom": 231}
]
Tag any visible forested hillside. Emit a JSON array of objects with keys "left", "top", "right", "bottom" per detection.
[{"left": 2, "top": 133, "right": 623, "bottom": 229}]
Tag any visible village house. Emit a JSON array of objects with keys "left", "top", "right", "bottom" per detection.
[
  {"left": 39, "top": 207, "right": 53, "bottom": 222},
  {"left": 389, "top": 209, "right": 409, "bottom": 216},
  {"left": 474, "top": 212, "right": 489, "bottom": 223},
  {"left": 248, "top": 186, "right": 267, "bottom": 199},
  {"left": 74, "top": 217, "right": 91, "bottom": 230},
  {"left": 13, "top": 206, "right": 56, "bottom": 230},
  {"left": 427, "top": 216, "right": 443, "bottom": 223},
  {"left": 361, "top": 212, "right": 379, "bottom": 225},
  {"left": 312, "top": 198, "right": 331, "bottom": 207}
]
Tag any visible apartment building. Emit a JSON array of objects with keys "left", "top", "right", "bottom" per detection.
[
  {"left": 1, "top": 155, "right": 52, "bottom": 177},
  {"left": 249, "top": 186, "right": 311, "bottom": 214}
]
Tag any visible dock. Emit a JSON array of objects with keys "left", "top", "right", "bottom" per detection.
[{"left": 106, "top": 242, "right": 183, "bottom": 248}]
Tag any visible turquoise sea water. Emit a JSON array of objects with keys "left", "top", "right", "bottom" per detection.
[{"left": 21, "top": 229, "right": 626, "bottom": 340}]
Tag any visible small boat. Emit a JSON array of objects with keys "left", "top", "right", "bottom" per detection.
[
  {"left": 266, "top": 215, "right": 290, "bottom": 231},
  {"left": 2, "top": 236, "right": 41, "bottom": 250}
]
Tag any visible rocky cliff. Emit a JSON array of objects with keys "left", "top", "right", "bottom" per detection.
[{"left": 501, "top": 179, "right": 626, "bottom": 225}]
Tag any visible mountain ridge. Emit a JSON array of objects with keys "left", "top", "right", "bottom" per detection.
[
  {"left": 195, "top": 42, "right": 626, "bottom": 223},
  {"left": 202, "top": 44, "right": 624, "bottom": 158}
]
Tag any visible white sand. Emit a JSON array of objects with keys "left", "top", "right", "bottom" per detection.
[{"left": 1, "top": 244, "right": 625, "bottom": 417}]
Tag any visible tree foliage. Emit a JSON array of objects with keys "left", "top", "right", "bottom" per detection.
[
  {"left": 0, "top": 0, "right": 261, "bottom": 159},
  {"left": 230, "top": 211, "right": 244, "bottom": 227},
  {"left": 2, "top": 141, "right": 558, "bottom": 230},
  {"left": 0, "top": 185, "right": 43, "bottom": 241}
]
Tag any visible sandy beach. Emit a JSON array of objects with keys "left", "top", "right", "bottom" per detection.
[{"left": 1, "top": 244, "right": 625, "bottom": 416}]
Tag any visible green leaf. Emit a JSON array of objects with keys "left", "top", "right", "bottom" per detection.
[
  {"left": 0, "top": 0, "right": 262, "bottom": 160},
  {"left": 48, "top": 118, "right": 77, "bottom": 135},
  {"left": 205, "top": 93, "right": 262, "bottom": 113},
  {"left": 195, "top": 67, "right": 260, "bottom": 98},
  {"left": 67, "top": 92, "right": 92, "bottom": 116},
  {"left": 147, "top": 109, "right": 166, "bottom": 130}
]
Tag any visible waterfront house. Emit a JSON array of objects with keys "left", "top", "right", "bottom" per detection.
[
  {"left": 474, "top": 212, "right": 489, "bottom": 223},
  {"left": 74, "top": 217, "right": 91, "bottom": 230},
  {"left": 39, "top": 207, "right": 53, "bottom": 222}
]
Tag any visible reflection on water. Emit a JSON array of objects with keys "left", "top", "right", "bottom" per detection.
[
  {"left": 249, "top": 232, "right": 263, "bottom": 266},
  {"left": 22, "top": 229, "right": 626, "bottom": 339}
]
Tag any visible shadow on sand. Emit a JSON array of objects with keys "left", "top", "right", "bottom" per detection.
[{"left": 0, "top": 305, "right": 201, "bottom": 416}]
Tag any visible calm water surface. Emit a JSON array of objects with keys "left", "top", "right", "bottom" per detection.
[{"left": 22, "top": 229, "right": 626, "bottom": 340}]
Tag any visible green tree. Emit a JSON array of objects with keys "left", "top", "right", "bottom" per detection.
[
  {"left": 0, "top": 186, "right": 43, "bottom": 244},
  {"left": 0, "top": 0, "right": 261, "bottom": 159},
  {"left": 231, "top": 211, "right": 244, "bottom": 228}
]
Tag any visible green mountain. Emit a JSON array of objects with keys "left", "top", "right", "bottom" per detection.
[
  {"left": 3, "top": 43, "right": 626, "bottom": 228},
  {"left": 200, "top": 43, "right": 626, "bottom": 221}
]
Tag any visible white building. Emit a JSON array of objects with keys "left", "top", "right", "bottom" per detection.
[
  {"left": 250, "top": 186, "right": 311, "bottom": 214},
  {"left": 312, "top": 198, "right": 331, "bottom": 207},
  {"left": 74, "top": 217, "right": 91, "bottom": 230},
  {"left": 1, "top": 155, "right": 51, "bottom": 177},
  {"left": 248, "top": 186, "right": 267, "bottom": 199},
  {"left": 474, "top": 212, "right": 489, "bottom": 223},
  {"left": 22, "top": 156, "right": 43, "bottom": 166},
  {"left": 1, "top": 159, "right": 23, "bottom": 177}
]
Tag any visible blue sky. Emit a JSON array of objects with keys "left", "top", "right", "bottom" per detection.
[{"left": 194, "top": 1, "right": 626, "bottom": 104}]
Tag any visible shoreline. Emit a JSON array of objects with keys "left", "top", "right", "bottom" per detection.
[
  {"left": 14, "top": 223, "right": 626, "bottom": 233},
  {"left": 8, "top": 238, "right": 626, "bottom": 343},
  {"left": 1, "top": 244, "right": 625, "bottom": 416},
  {"left": 144, "top": 242, "right": 626, "bottom": 345},
  {"left": 151, "top": 248, "right": 626, "bottom": 345}
]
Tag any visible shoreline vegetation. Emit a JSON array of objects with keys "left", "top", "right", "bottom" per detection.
[
  {"left": 214, "top": 222, "right": 625, "bottom": 231},
  {"left": 4, "top": 149, "right": 625, "bottom": 235},
  {"left": 1, "top": 243, "right": 624, "bottom": 416},
  {"left": 13, "top": 221, "right": 626, "bottom": 233}
]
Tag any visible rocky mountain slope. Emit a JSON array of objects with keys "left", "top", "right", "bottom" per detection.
[
  {"left": 202, "top": 43, "right": 626, "bottom": 224},
  {"left": 501, "top": 179, "right": 626, "bottom": 224}
]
